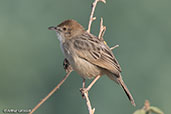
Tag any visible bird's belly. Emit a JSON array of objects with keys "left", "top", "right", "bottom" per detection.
[
  {"left": 61, "top": 43, "right": 102, "bottom": 79},
  {"left": 69, "top": 56, "right": 101, "bottom": 79}
]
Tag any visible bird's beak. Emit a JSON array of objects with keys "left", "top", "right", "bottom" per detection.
[{"left": 48, "top": 26, "right": 57, "bottom": 31}]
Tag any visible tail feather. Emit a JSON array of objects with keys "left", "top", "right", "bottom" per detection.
[
  {"left": 107, "top": 73, "right": 136, "bottom": 106},
  {"left": 117, "top": 77, "right": 136, "bottom": 106}
]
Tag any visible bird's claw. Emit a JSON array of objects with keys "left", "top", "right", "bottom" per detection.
[{"left": 80, "top": 88, "right": 88, "bottom": 98}]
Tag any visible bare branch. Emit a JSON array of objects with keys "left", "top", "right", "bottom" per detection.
[
  {"left": 86, "top": 75, "right": 101, "bottom": 91},
  {"left": 87, "top": 0, "right": 106, "bottom": 33},
  {"left": 98, "top": 18, "right": 119, "bottom": 51},
  {"left": 80, "top": 75, "right": 101, "bottom": 114},
  {"left": 98, "top": 18, "right": 106, "bottom": 40},
  {"left": 84, "top": 93, "right": 95, "bottom": 114},
  {"left": 82, "top": 0, "right": 108, "bottom": 114},
  {"left": 29, "top": 70, "right": 72, "bottom": 114},
  {"left": 80, "top": 78, "right": 95, "bottom": 114}
]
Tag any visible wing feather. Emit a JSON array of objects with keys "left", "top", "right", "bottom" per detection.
[{"left": 71, "top": 32, "right": 121, "bottom": 75}]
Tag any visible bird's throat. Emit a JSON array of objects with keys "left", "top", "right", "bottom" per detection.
[{"left": 56, "top": 32, "right": 65, "bottom": 43}]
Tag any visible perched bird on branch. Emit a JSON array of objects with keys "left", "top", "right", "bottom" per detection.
[{"left": 48, "top": 19, "right": 135, "bottom": 106}]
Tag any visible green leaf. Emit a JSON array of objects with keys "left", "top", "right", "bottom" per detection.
[
  {"left": 148, "top": 106, "right": 164, "bottom": 114},
  {"left": 133, "top": 109, "right": 146, "bottom": 114}
]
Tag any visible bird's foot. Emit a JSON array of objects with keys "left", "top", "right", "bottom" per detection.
[
  {"left": 80, "top": 88, "right": 88, "bottom": 98},
  {"left": 63, "top": 58, "right": 73, "bottom": 73}
]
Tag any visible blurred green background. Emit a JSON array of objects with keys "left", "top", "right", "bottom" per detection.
[{"left": 0, "top": 0, "right": 170, "bottom": 114}]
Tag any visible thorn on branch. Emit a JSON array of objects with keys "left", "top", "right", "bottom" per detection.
[{"left": 110, "top": 45, "right": 119, "bottom": 50}]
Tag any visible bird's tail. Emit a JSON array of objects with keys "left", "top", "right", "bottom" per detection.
[
  {"left": 117, "top": 77, "right": 136, "bottom": 106},
  {"left": 107, "top": 73, "right": 136, "bottom": 106}
]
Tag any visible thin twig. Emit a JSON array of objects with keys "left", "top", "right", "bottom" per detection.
[
  {"left": 87, "top": 0, "right": 106, "bottom": 33},
  {"left": 80, "top": 76, "right": 101, "bottom": 114},
  {"left": 86, "top": 75, "right": 101, "bottom": 91},
  {"left": 84, "top": 93, "right": 95, "bottom": 114},
  {"left": 98, "top": 18, "right": 119, "bottom": 50},
  {"left": 29, "top": 70, "right": 72, "bottom": 114},
  {"left": 98, "top": 17, "right": 106, "bottom": 40},
  {"left": 81, "top": 78, "right": 95, "bottom": 114},
  {"left": 110, "top": 44, "right": 119, "bottom": 50}
]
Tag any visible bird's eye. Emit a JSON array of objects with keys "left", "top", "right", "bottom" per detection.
[{"left": 63, "top": 27, "right": 66, "bottom": 31}]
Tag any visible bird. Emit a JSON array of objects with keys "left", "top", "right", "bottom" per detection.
[{"left": 48, "top": 19, "right": 135, "bottom": 106}]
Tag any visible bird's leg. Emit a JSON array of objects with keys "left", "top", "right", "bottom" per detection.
[
  {"left": 82, "top": 78, "right": 86, "bottom": 88},
  {"left": 80, "top": 75, "right": 101, "bottom": 95},
  {"left": 80, "top": 78, "right": 86, "bottom": 98}
]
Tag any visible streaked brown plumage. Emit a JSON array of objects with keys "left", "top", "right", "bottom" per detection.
[{"left": 48, "top": 19, "right": 135, "bottom": 106}]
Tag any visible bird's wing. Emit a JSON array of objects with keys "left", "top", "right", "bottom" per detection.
[{"left": 71, "top": 32, "right": 121, "bottom": 75}]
